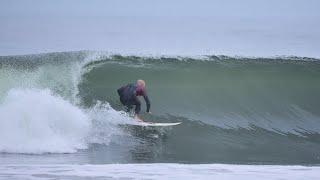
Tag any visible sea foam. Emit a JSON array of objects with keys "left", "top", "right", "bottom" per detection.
[{"left": 0, "top": 89, "right": 90, "bottom": 154}]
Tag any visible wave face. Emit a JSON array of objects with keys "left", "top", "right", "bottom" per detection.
[{"left": 1, "top": 51, "right": 320, "bottom": 164}]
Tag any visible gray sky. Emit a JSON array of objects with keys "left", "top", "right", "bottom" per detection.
[
  {"left": 1, "top": 0, "right": 320, "bottom": 56},
  {"left": 2, "top": 0, "right": 320, "bottom": 17}
]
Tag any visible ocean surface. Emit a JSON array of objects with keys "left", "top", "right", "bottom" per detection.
[{"left": 0, "top": 51, "right": 320, "bottom": 179}]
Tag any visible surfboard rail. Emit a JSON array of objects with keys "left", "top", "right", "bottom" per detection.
[{"left": 133, "top": 122, "right": 182, "bottom": 127}]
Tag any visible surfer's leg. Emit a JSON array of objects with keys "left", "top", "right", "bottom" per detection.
[
  {"left": 133, "top": 101, "right": 143, "bottom": 122},
  {"left": 119, "top": 95, "right": 132, "bottom": 112},
  {"left": 120, "top": 97, "right": 125, "bottom": 105},
  {"left": 134, "top": 100, "right": 141, "bottom": 114},
  {"left": 127, "top": 96, "right": 142, "bottom": 121},
  {"left": 125, "top": 105, "right": 133, "bottom": 112}
]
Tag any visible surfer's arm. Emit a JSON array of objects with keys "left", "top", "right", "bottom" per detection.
[{"left": 143, "top": 93, "right": 151, "bottom": 113}]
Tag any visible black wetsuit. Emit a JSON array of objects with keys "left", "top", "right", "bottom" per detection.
[{"left": 117, "top": 83, "right": 151, "bottom": 114}]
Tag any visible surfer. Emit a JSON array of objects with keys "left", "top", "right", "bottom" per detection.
[{"left": 117, "top": 79, "right": 151, "bottom": 121}]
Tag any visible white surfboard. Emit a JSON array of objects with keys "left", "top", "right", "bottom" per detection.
[{"left": 135, "top": 122, "right": 182, "bottom": 127}]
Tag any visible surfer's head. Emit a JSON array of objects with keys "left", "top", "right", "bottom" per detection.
[{"left": 136, "top": 79, "right": 146, "bottom": 88}]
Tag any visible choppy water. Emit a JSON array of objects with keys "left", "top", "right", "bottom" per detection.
[
  {"left": 0, "top": 51, "right": 320, "bottom": 165},
  {"left": 1, "top": 164, "right": 320, "bottom": 180}
]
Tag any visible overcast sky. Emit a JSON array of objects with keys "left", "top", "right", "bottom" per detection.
[
  {"left": 0, "top": 0, "right": 319, "bottom": 56},
  {"left": 1, "top": 0, "right": 320, "bottom": 17}
]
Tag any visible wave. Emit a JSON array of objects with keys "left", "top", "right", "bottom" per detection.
[
  {"left": 79, "top": 53, "right": 320, "bottom": 133},
  {"left": 0, "top": 51, "right": 132, "bottom": 154},
  {"left": 0, "top": 51, "right": 320, "bottom": 164}
]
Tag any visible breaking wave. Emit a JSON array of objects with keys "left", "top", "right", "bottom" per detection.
[{"left": 0, "top": 51, "right": 320, "bottom": 164}]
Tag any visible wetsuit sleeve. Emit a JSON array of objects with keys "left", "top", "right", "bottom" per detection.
[{"left": 143, "top": 91, "right": 151, "bottom": 112}]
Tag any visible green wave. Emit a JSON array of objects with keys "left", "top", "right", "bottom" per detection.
[{"left": 1, "top": 51, "right": 320, "bottom": 164}]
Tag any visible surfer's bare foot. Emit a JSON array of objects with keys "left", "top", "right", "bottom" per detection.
[{"left": 134, "top": 115, "right": 144, "bottom": 122}]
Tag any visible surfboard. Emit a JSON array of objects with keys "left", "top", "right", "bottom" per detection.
[{"left": 134, "top": 122, "right": 182, "bottom": 127}]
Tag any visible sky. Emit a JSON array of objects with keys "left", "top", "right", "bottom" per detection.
[{"left": 0, "top": 0, "right": 320, "bottom": 57}]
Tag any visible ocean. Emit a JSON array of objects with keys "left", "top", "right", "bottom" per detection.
[{"left": 0, "top": 51, "right": 320, "bottom": 179}]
